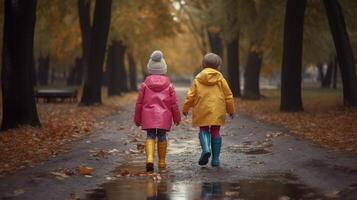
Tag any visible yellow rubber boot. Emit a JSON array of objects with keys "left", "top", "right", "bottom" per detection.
[
  {"left": 157, "top": 141, "right": 167, "bottom": 169},
  {"left": 146, "top": 139, "right": 155, "bottom": 172}
]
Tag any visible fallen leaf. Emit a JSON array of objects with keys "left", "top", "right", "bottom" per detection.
[
  {"left": 129, "top": 149, "right": 140, "bottom": 154},
  {"left": 78, "top": 166, "right": 95, "bottom": 175},
  {"left": 108, "top": 149, "right": 119, "bottom": 154},
  {"left": 136, "top": 144, "right": 145, "bottom": 151},
  {"left": 119, "top": 170, "right": 130, "bottom": 176},
  {"left": 51, "top": 171, "right": 70, "bottom": 179}
]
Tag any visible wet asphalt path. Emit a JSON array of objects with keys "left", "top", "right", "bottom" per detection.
[{"left": 1, "top": 87, "right": 357, "bottom": 200}]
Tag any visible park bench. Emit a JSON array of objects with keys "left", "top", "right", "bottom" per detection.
[{"left": 35, "top": 88, "right": 78, "bottom": 103}]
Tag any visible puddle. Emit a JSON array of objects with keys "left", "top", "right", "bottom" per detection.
[
  {"left": 85, "top": 175, "right": 326, "bottom": 200},
  {"left": 168, "top": 139, "right": 198, "bottom": 155},
  {"left": 229, "top": 141, "right": 273, "bottom": 155},
  {"left": 230, "top": 146, "right": 272, "bottom": 155}
]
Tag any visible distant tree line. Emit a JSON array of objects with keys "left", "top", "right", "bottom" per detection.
[
  {"left": 1, "top": 0, "right": 177, "bottom": 130},
  {"left": 1, "top": 0, "right": 357, "bottom": 130},
  {"left": 178, "top": 0, "right": 357, "bottom": 111}
]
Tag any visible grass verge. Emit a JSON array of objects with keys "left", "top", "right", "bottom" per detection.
[{"left": 238, "top": 89, "right": 357, "bottom": 153}]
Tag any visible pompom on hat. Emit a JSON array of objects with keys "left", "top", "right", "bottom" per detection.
[{"left": 147, "top": 50, "right": 167, "bottom": 75}]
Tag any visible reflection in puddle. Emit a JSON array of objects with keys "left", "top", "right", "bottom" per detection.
[
  {"left": 168, "top": 139, "right": 197, "bottom": 155},
  {"left": 86, "top": 175, "right": 325, "bottom": 200}
]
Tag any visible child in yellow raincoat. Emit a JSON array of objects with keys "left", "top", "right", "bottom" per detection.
[{"left": 182, "top": 53, "right": 235, "bottom": 167}]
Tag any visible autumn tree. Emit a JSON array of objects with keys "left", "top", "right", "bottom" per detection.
[
  {"left": 176, "top": 0, "right": 210, "bottom": 55},
  {"left": 77, "top": 0, "right": 91, "bottom": 86},
  {"left": 301, "top": 1, "right": 336, "bottom": 89},
  {"left": 280, "top": 0, "right": 306, "bottom": 112},
  {"left": 207, "top": 27, "right": 223, "bottom": 57},
  {"left": 107, "top": 41, "right": 127, "bottom": 96},
  {"left": 128, "top": 53, "right": 137, "bottom": 91},
  {"left": 35, "top": 0, "right": 80, "bottom": 81},
  {"left": 213, "top": 0, "right": 242, "bottom": 97},
  {"left": 1, "top": 0, "right": 40, "bottom": 130},
  {"left": 324, "top": 0, "right": 357, "bottom": 106},
  {"left": 108, "top": 0, "right": 178, "bottom": 93},
  {"left": 241, "top": 0, "right": 282, "bottom": 100},
  {"left": 80, "top": 0, "right": 112, "bottom": 105}
]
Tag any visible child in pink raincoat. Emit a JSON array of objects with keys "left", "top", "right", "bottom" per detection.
[{"left": 134, "top": 50, "right": 181, "bottom": 172}]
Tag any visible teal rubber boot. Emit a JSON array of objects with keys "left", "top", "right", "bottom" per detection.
[
  {"left": 211, "top": 137, "right": 222, "bottom": 167},
  {"left": 198, "top": 131, "right": 211, "bottom": 165}
]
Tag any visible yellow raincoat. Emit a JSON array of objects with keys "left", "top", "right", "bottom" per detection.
[{"left": 182, "top": 68, "right": 235, "bottom": 127}]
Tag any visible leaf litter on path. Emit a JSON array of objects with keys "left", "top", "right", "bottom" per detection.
[
  {"left": 237, "top": 91, "right": 357, "bottom": 152},
  {"left": 0, "top": 93, "right": 137, "bottom": 175}
]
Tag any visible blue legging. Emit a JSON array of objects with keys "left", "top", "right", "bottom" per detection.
[{"left": 147, "top": 129, "right": 167, "bottom": 142}]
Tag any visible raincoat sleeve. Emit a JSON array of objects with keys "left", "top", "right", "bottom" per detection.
[
  {"left": 134, "top": 83, "right": 145, "bottom": 125},
  {"left": 182, "top": 80, "right": 197, "bottom": 113},
  {"left": 221, "top": 78, "right": 235, "bottom": 114},
  {"left": 170, "top": 84, "right": 181, "bottom": 124}
]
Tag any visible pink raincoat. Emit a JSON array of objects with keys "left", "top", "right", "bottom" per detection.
[{"left": 134, "top": 75, "right": 181, "bottom": 131}]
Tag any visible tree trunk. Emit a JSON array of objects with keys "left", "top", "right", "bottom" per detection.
[
  {"left": 207, "top": 31, "right": 223, "bottom": 57},
  {"left": 74, "top": 57, "right": 83, "bottom": 85},
  {"left": 243, "top": 49, "right": 262, "bottom": 100},
  {"left": 51, "top": 67, "right": 55, "bottom": 83},
  {"left": 280, "top": 0, "right": 306, "bottom": 112},
  {"left": 117, "top": 43, "right": 128, "bottom": 93},
  {"left": 321, "top": 63, "right": 333, "bottom": 88},
  {"left": 317, "top": 63, "right": 333, "bottom": 88},
  {"left": 67, "top": 63, "right": 75, "bottom": 85},
  {"left": 37, "top": 54, "right": 50, "bottom": 85},
  {"left": 324, "top": 0, "right": 357, "bottom": 106},
  {"left": 317, "top": 63, "right": 324, "bottom": 82},
  {"left": 67, "top": 57, "right": 83, "bottom": 86},
  {"left": 80, "top": 0, "right": 112, "bottom": 105},
  {"left": 333, "top": 56, "right": 338, "bottom": 89},
  {"left": 78, "top": 0, "right": 91, "bottom": 85},
  {"left": 128, "top": 53, "right": 138, "bottom": 91},
  {"left": 107, "top": 41, "right": 126, "bottom": 96},
  {"left": 106, "top": 45, "right": 115, "bottom": 94},
  {"left": 140, "top": 59, "right": 148, "bottom": 80},
  {"left": 227, "top": 38, "right": 241, "bottom": 97},
  {"left": 1, "top": 0, "right": 40, "bottom": 130}
]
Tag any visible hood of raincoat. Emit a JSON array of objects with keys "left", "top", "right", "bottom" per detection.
[
  {"left": 144, "top": 75, "right": 170, "bottom": 92},
  {"left": 196, "top": 68, "right": 223, "bottom": 86}
]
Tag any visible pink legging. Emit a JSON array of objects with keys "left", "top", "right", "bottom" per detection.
[{"left": 200, "top": 125, "right": 221, "bottom": 138}]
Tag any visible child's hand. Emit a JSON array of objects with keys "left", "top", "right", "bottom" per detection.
[
  {"left": 229, "top": 113, "right": 234, "bottom": 119},
  {"left": 183, "top": 112, "right": 188, "bottom": 116},
  {"left": 135, "top": 122, "right": 141, "bottom": 127}
]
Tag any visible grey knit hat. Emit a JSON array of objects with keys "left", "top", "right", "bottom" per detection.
[
  {"left": 202, "top": 53, "right": 222, "bottom": 69},
  {"left": 147, "top": 50, "right": 167, "bottom": 75}
]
